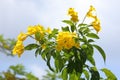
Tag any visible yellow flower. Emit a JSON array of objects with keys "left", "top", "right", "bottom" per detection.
[
  {"left": 56, "top": 31, "right": 80, "bottom": 51},
  {"left": 12, "top": 41, "right": 24, "bottom": 57},
  {"left": 27, "top": 26, "right": 37, "bottom": 35},
  {"left": 87, "top": 5, "right": 96, "bottom": 18},
  {"left": 92, "top": 16, "right": 101, "bottom": 32},
  {"left": 68, "top": 8, "right": 75, "bottom": 15},
  {"left": 17, "top": 32, "right": 28, "bottom": 41},
  {"left": 68, "top": 8, "right": 79, "bottom": 22},
  {"left": 70, "top": 13, "right": 79, "bottom": 22},
  {"left": 27, "top": 24, "right": 45, "bottom": 35}
]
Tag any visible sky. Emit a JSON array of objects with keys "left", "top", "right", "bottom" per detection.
[{"left": 0, "top": 0, "right": 120, "bottom": 79}]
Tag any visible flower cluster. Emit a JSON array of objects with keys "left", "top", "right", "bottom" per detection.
[
  {"left": 86, "top": 5, "right": 101, "bottom": 32},
  {"left": 12, "top": 24, "right": 50, "bottom": 57},
  {"left": 68, "top": 8, "right": 79, "bottom": 22},
  {"left": 56, "top": 31, "right": 79, "bottom": 51}
]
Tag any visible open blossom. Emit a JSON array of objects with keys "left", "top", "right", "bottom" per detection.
[
  {"left": 56, "top": 31, "right": 80, "bottom": 51},
  {"left": 92, "top": 16, "right": 101, "bottom": 32},
  {"left": 87, "top": 5, "right": 96, "bottom": 18},
  {"left": 86, "top": 5, "right": 101, "bottom": 32},
  {"left": 27, "top": 24, "right": 45, "bottom": 35},
  {"left": 12, "top": 41, "right": 24, "bottom": 57},
  {"left": 17, "top": 32, "right": 28, "bottom": 41},
  {"left": 68, "top": 8, "right": 79, "bottom": 22}
]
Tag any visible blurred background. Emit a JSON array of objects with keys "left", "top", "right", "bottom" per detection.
[{"left": 0, "top": 0, "right": 120, "bottom": 79}]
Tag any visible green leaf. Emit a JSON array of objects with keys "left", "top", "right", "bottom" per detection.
[
  {"left": 93, "top": 44, "right": 106, "bottom": 62},
  {"left": 80, "top": 49, "right": 87, "bottom": 65},
  {"left": 10, "top": 64, "right": 26, "bottom": 75},
  {"left": 47, "top": 57, "right": 54, "bottom": 72},
  {"left": 87, "top": 55, "right": 95, "bottom": 66},
  {"left": 88, "top": 39, "right": 95, "bottom": 43},
  {"left": 67, "top": 59, "right": 74, "bottom": 73},
  {"left": 86, "top": 33, "right": 99, "bottom": 39},
  {"left": 87, "top": 44, "right": 94, "bottom": 56},
  {"left": 80, "top": 27, "right": 90, "bottom": 34},
  {"left": 62, "top": 68, "right": 68, "bottom": 80},
  {"left": 78, "top": 24, "right": 88, "bottom": 27},
  {"left": 69, "top": 72, "right": 79, "bottom": 80},
  {"left": 83, "top": 69, "right": 90, "bottom": 80},
  {"left": 90, "top": 67, "right": 100, "bottom": 80},
  {"left": 74, "top": 59, "right": 83, "bottom": 73},
  {"left": 71, "top": 25, "right": 76, "bottom": 32},
  {"left": 52, "top": 29, "right": 58, "bottom": 34},
  {"left": 35, "top": 32, "right": 41, "bottom": 41},
  {"left": 62, "top": 20, "right": 73, "bottom": 26},
  {"left": 49, "top": 29, "right": 58, "bottom": 38},
  {"left": 55, "top": 57, "right": 65, "bottom": 72},
  {"left": 62, "top": 26, "right": 70, "bottom": 31},
  {"left": 35, "top": 48, "right": 42, "bottom": 57},
  {"left": 26, "top": 73, "right": 39, "bottom": 80},
  {"left": 25, "top": 44, "right": 39, "bottom": 50},
  {"left": 101, "top": 68, "right": 117, "bottom": 80}
]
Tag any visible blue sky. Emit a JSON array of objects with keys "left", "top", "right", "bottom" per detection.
[{"left": 0, "top": 0, "right": 120, "bottom": 79}]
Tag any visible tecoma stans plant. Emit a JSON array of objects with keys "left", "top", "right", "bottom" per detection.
[{"left": 13, "top": 5, "right": 117, "bottom": 80}]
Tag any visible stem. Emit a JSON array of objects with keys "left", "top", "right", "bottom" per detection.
[
  {"left": 28, "top": 35, "right": 35, "bottom": 39},
  {"left": 81, "top": 14, "right": 87, "bottom": 24}
]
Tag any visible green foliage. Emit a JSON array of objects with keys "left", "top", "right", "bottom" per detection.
[
  {"left": 0, "top": 64, "right": 39, "bottom": 80},
  {"left": 25, "top": 44, "right": 39, "bottom": 50},
  {"left": 86, "top": 33, "right": 99, "bottom": 39},
  {"left": 93, "top": 44, "right": 106, "bottom": 62},
  {"left": 42, "top": 70, "right": 61, "bottom": 80},
  {"left": 9, "top": 64, "right": 26, "bottom": 75},
  {"left": 21, "top": 18, "right": 117, "bottom": 79},
  {"left": 0, "top": 35, "right": 16, "bottom": 56},
  {"left": 101, "top": 68, "right": 117, "bottom": 80},
  {"left": 26, "top": 73, "right": 39, "bottom": 80},
  {"left": 12, "top": 6, "right": 117, "bottom": 80}
]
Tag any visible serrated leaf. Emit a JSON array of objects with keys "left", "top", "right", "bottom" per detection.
[
  {"left": 62, "top": 20, "right": 73, "bottom": 26},
  {"left": 93, "top": 44, "right": 106, "bottom": 62},
  {"left": 101, "top": 68, "right": 117, "bottom": 80},
  {"left": 86, "top": 33, "right": 99, "bottom": 39},
  {"left": 80, "top": 50, "right": 87, "bottom": 65},
  {"left": 25, "top": 44, "right": 39, "bottom": 50}
]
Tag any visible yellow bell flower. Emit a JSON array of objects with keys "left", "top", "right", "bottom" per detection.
[
  {"left": 12, "top": 41, "right": 24, "bottom": 57},
  {"left": 17, "top": 32, "right": 28, "bottom": 41},
  {"left": 27, "top": 26, "right": 37, "bottom": 35},
  {"left": 92, "top": 16, "right": 101, "bottom": 32},
  {"left": 68, "top": 8, "right": 79, "bottom": 22},
  {"left": 87, "top": 5, "right": 96, "bottom": 18},
  {"left": 56, "top": 31, "right": 80, "bottom": 51}
]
